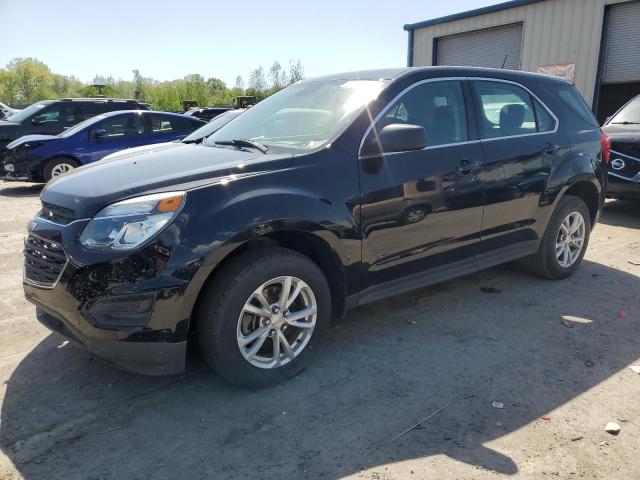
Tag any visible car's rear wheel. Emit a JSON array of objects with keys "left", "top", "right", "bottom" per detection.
[
  {"left": 196, "top": 247, "right": 331, "bottom": 388},
  {"left": 43, "top": 157, "right": 79, "bottom": 182},
  {"left": 523, "top": 195, "right": 592, "bottom": 279}
]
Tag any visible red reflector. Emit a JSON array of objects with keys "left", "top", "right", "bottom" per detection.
[{"left": 601, "top": 131, "right": 611, "bottom": 164}]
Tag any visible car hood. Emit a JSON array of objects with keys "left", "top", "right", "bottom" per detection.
[
  {"left": 41, "top": 144, "right": 295, "bottom": 218},
  {"left": 603, "top": 124, "right": 640, "bottom": 137},
  {"left": 7, "top": 134, "right": 59, "bottom": 150},
  {"left": 101, "top": 141, "right": 181, "bottom": 161}
]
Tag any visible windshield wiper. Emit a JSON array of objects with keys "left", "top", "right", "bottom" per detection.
[
  {"left": 214, "top": 138, "right": 269, "bottom": 154},
  {"left": 611, "top": 121, "right": 640, "bottom": 125}
]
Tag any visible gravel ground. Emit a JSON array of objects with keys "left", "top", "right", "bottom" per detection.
[{"left": 0, "top": 181, "right": 639, "bottom": 480}]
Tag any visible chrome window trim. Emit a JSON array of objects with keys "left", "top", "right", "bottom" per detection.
[
  {"left": 23, "top": 232, "right": 69, "bottom": 290},
  {"left": 357, "top": 76, "right": 560, "bottom": 158}
]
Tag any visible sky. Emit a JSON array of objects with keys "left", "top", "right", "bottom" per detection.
[{"left": 0, "top": 0, "right": 502, "bottom": 86}]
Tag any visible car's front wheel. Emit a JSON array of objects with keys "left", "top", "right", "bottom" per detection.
[
  {"left": 43, "top": 157, "right": 79, "bottom": 182},
  {"left": 196, "top": 247, "right": 331, "bottom": 388},
  {"left": 524, "top": 195, "right": 592, "bottom": 279}
]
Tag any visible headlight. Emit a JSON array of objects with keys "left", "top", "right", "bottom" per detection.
[{"left": 79, "top": 191, "right": 185, "bottom": 250}]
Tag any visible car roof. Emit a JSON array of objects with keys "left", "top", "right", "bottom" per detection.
[{"left": 305, "top": 66, "right": 572, "bottom": 85}]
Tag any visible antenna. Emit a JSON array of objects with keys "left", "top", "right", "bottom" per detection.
[{"left": 501, "top": 54, "right": 509, "bottom": 69}]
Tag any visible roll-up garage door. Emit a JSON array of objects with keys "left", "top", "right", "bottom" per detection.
[
  {"left": 602, "top": 1, "right": 640, "bottom": 84},
  {"left": 437, "top": 23, "right": 523, "bottom": 71}
]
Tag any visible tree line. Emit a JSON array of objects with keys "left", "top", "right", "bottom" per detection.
[{"left": 0, "top": 58, "right": 305, "bottom": 111}]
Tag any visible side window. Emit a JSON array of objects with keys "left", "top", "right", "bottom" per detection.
[
  {"left": 379, "top": 80, "right": 468, "bottom": 147},
  {"left": 150, "top": 115, "right": 175, "bottom": 134},
  {"left": 93, "top": 114, "right": 145, "bottom": 139},
  {"left": 76, "top": 103, "right": 104, "bottom": 122},
  {"left": 33, "top": 105, "right": 61, "bottom": 125},
  {"left": 474, "top": 81, "right": 543, "bottom": 139},
  {"left": 534, "top": 100, "right": 555, "bottom": 132}
]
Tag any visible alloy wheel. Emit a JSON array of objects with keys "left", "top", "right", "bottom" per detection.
[
  {"left": 555, "top": 211, "right": 586, "bottom": 268},
  {"left": 50, "top": 163, "right": 75, "bottom": 177},
  {"left": 236, "top": 276, "right": 317, "bottom": 369}
]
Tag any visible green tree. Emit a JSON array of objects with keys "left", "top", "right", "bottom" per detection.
[{"left": 288, "top": 59, "right": 304, "bottom": 84}]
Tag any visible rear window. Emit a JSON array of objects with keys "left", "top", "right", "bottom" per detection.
[{"left": 544, "top": 85, "right": 599, "bottom": 127}]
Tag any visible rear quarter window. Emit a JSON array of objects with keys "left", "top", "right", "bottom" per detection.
[{"left": 544, "top": 84, "right": 599, "bottom": 128}]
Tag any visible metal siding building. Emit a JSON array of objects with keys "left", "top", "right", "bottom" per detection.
[{"left": 405, "top": 0, "right": 640, "bottom": 121}]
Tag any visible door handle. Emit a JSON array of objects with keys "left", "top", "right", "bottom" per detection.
[
  {"left": 543, "top": 143, "right": 560, "bottom": 155},
  {"left": 457, "top": 160, "right": 481, "bottom": 175}
]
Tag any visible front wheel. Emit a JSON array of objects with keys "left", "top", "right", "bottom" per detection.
[
  {"left": 523, "top": 195, "right": 592, "bottom": 280},
  {"left": 196, "top": 247, "right": 331, "bottom": 388},
  {"left": 43, "top": 157, "right": 79, "bottom": 182}
]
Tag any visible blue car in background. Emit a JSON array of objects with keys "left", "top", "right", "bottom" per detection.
[{"left": 1, "top": 110, "right": 205, "bottom": 182}]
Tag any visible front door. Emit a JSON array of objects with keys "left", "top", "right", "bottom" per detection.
[
  {"left": 358, "top": 79, "right": 485, "bottom": 299},
  {"left": 89, "top": 113, "right": 146, "bottom": 162}
]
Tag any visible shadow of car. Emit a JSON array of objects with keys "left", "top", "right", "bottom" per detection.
[{"left": 2, "top": 258, "right": 639, "bottom": 478}]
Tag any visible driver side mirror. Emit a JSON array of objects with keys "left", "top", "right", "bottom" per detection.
[
  {"left": 360, "top": 123, "right": 427, "bottom": 158},
  {"left": 32, "top": 116, "right": 44, "bottom": 125},
  {"left": 94, "top": 129, "right": 108, "bottom": 140}
]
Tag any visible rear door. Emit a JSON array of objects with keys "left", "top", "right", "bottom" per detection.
[
  {"left": 144, "top": 114, "right": 193, "bottom": 144},
  {"left": 358, "top": 79, "right": 486, "bottom": 297},
  {"left": 89, "top": 113, "right": 146, "bottom": 162},
  {"left": 470, "top": 79, "right": 569, "bottom": 263}
]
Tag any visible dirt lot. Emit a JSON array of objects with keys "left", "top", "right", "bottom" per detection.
[{"left": 0, "top": 181, "right": 639, "bottom": 480}]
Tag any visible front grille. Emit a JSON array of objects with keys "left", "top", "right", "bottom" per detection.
[
  {"left": 611, "top": 142, "right": 640, "bottom": 160},
  {"left": 24, "top": 235, "right": 68, "bottom": 287},
  {"left": 610, "top": 150, "right": 640, "bottom": 180},
  {"left": 38, "top": 202, "right": 77, "bottom": 225}
]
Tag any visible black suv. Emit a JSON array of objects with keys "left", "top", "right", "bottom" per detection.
[
  {"left": 24, "top": 68, "right": 607, "bottom": 387},
  {"left": 0, "top": 98, "right": 151, "bottom": 150}
]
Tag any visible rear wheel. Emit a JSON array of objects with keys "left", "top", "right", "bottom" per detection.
[
  {"left": 43, "top": 157, "right": 79, "bottom": 182},
  {"left": 523, "top": 195, "right": 592, "bottom": 279},
  {"left": 196, "top": 247, "right": 331, "bottom": 388}
]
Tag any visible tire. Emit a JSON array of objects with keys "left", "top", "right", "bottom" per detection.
[
  {"left": 196, "top": 247, "right": 331, "bottom": 388},
  {"left": 523, "top": 195, "right": 592, "bottom": 280},
  {"left": 43, "top": 157, "right": 79, "bottom": 182}
]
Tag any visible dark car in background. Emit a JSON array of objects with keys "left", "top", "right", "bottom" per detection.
[
  {"left": 0, "top": 98, "right": 151, "bottom": 151},
  {"left": 23, "top": 67, "right": 606, "bottom": 387},
  {"left": 184, "top": 106, "right": 233, "bottom": 122},
  {"left": 100, "top": 108, "right": 244, "bottom": 162},
  {"left": 2, "top": 110, "right": 204, "bottom": 182},
  {"left": 602, "top": 94, "right": 640, "bottom": 200}
]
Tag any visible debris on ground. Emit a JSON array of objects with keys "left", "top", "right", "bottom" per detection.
[
  {"left": 561, "top": 320, "right": 575, "bottom": 329},
  {"left": 628, "top": 260, "right": 640, "bottom": 266},
  {"left": 492, "top": 401, "right": 504, "bottom": 409},
  {"left": 604, "top": 422, "right": 621, "bottom": 435},
  {"left": 617, "top": 311, "right": 628, "bottom": 319},
  {"left": 630, "top": 366, "right": 640, "bottom": 374},
  {"left": 406, "top": 320, "right": 417, "bottom": 325},
  {"left": 571, "top": 436, "right": 584, "bottom": 441},
  {"left": 540, "top": 416, "right": 551, "bottom": 421},
  {"left": 481, "top": 287, "right": 502, "bottom": 294},
  {"left": 585, "top": 360, "right": 595, "bottom": 368}
]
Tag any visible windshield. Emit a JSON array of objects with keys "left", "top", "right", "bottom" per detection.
[
  {"left": 610, "top": 96, "right": 640, "bottom": 124},
  {"left": 207, "top": 79, "right": 389, "bottom": 153},
  {"left": 5, "top": 102, "right": 48, "bottom": 123},
  {"left": 185, "top": 110, "right": 243, "bottom": 142}
]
